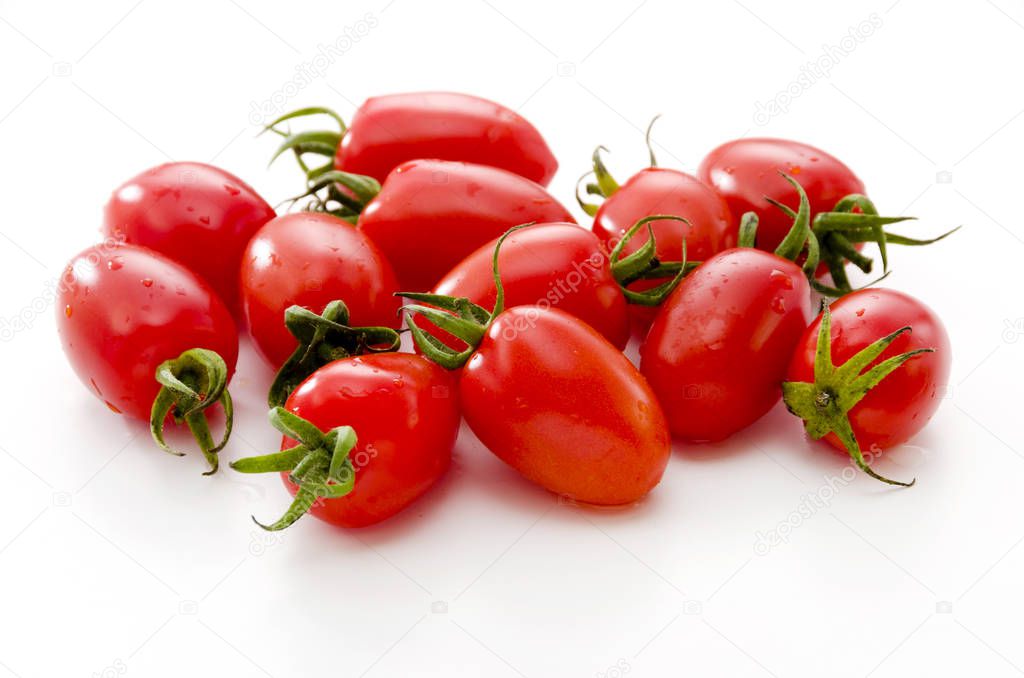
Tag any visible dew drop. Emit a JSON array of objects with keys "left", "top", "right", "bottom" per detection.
[
  {"left": 199, "top": 216, "right": 211, "bottom": 225},
  {"left": 856, "top": 308, "right": 865, "bottom": 317},
  {"left": 770, "top": 296, "right": 787, "bottom": 313},
  {"left": 141, "top": 278, "right": 153, "bottom": 287},
  {"left": 224, "top": 184, "right": 241, "bottom": 196},
  {"left": 769, "top": 269, "right": 793, "bottom": 289},
  {"left": 107, "top": 257, "right": 123, "bottom": 271},
  {"left": 64, "top": 305, "right": 73, "bottom": 318}
]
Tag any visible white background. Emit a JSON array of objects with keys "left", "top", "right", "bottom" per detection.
[{"left": 0, "top": 1, "right": 1021, "bottom": 676}]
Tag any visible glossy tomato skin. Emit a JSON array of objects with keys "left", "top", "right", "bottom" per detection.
[
  {"left": 460, "top": 307, "right": 670, "bottom": 505},
  {"left": 240, "top": 213, "right": 401, "bottom": 367},
  {"left": 57, "top": 244, "right": 238, "bottom": 421},
  {"left": 431, "top": 223, "right": 630, "bottom": 349},
  {"left": 698, "top": 138, "right": 865, "bottom": 255},
  {"left": 358, "top": 160, "right": 575, "bottom": 292},
  {"left": 103, "top": 162, "right": 275, "bottom": 312},
  {"left": 281, "top": 353, "right": 459, "bottom": 528},
  {"left": 338, "top": 92, "right": 558, "bottom": 186},
  {"left": 592, "top": 168, "right": 735, "bottom": 330},
  {"left": 641, "top": 249, "right": 813, "bottom": 442},
  {"left": 787, "top": 289, "right": 950, "bottom": 452}
]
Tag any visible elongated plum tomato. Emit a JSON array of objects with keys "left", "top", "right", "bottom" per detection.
[
  {"left": 271, "top": 92, "right": 558, "bottom": 186},
  {"left": 231, "top": 353, "right": 460, "bottom": 529},
  {"left": 57, "top": 244, "right": 238, "bottom": 472},
  {"left": 103, "top": 162, "right": 275, "bottom": 311},
  {"left": 460, "top": 308, "right": 670, "bottom": 504},
  {"left": 406, "top": 243, "right": 671, "bottom": 506},
  {"left": 697, "top": 138, "right": 864, "bottom": 256},
  {"left": 240, "top": 212, "right": 401, "bottom": 367},
  {"left": 358, "top": 160, "right": 574, "bottom": 291},
  {"left": 641, "top": 248, "right": 813, "bottom": 441},
  {"left": 783, "top": 289, "right": 950, "bottom": 484},
  {"left": 428, "top": 222, "right": 631, "bottom": 349}
]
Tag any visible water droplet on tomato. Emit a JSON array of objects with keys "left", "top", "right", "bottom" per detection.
[
  {"left": 199, "top": 216, "right": 211, "bottom": 225},
  {"left": 789, "top": 165, "right": 802, "bottom": 175},
  {"left": 769, "top": 269, "right": 793, "bottom": 289},
  {"left": 104, "top": 400, "right": 122, "bottom": 414},
  {"left": 224, "top": 184, "right": 240, "bottom": 196},
  {"left": 141, "top": 278, "right": 153, "bottom": 287},
  {"left": 64, "top": 305, "right": 73, "bottom": 317},
  {"left": 107, "top": 257, "right": 123, "bottom": 271},
  {"left": 770, "top": 296, "right": 787, "bottom": 313},
  {"left": 856, "top": 308, "right": 865, "bottom": 317}
]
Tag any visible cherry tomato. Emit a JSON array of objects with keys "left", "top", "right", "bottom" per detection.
[
  {"left": 641, "top": 248, "right": 813, "bottom": 442},
  {"left": 786, "top": 289, "right": 950, "bottom": 455},
  {"left": 103, "top": 162, "right": 275, "bottom": 311},
  {"left": 341, "top": 92, "right": 558, "bottom": 185},
  {"left": 428, "top": 222, "right": 630, "bottom": 349},
  {"left": 270, "top": 92, "right": 557, "bottom": 186},
  {"left": 697, "top": 138, "right": 864, "bottom": 256},
  {"left": 57, "top": 243, "right": 238, "bottom": 422},
  {"left": 592, "top": 168, "right": 735, "bottom": 262},
  {"left": 358, "top": 160, "right": 575, "bottom": 291},
  {"left": 411, "top": 302, "right": 670, "bottom": 505},
  {"left": 232, "top": 353, "right": 459, "bottom": 529},
  {"left": 590, "top": 168, "right": 735, "bottom": 329},
  {"left": 240, "top": 212, "right": 401, "bottom": 367},
  {"left": 464, "top": 308, "right": 670, "bottom": 504}
]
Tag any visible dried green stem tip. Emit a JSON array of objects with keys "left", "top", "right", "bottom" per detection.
[
  {"left": 150, "top": 348, "right": 233, "bottom": 475},
  {"left": 268, "top": 300, "right": 401, "bottom": 408},
  {"left": 231, "top": 407, "right": 358, "bottom": 531}
]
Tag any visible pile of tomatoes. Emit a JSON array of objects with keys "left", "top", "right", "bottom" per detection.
[{"left": 57, "top": 91, "right": 953, "bottom": 531}]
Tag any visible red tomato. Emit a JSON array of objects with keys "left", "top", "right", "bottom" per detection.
[
  {"left": 429, "top": 222, "right": 630, "bottom": 349},
  {"left": 641, "top": 248, "right": 813, "bottom": 442},
  {"left": 698, "top": 138, "right": 864, "bottom": 255},
  {"left": 103, "top": 162, "right": 275, "bottom": 311},
  {"left": 240, "top": 213, "right": 401, "bottom": 367},
  {"left": 786, "top": 289, "right": 950, "bottom": 454},
  {"left": 458, "top": 307, "right": 670, "bottom": 505},
  {"left": 57, "top": 243, "right": 238, "bottom": 422},
  {"left": 337, "top": 92, "right": 558, "bottom": 186},
  {"left": 358, "top": 160, "right": 574, "bottom": 292},
  {"left": 592, "top": 168, "right": 735, "bottom": 262},
  {"left": 591, "top": 168, "right": 735, "bottom": 329},
  {"left": 234, "top": 353, "right": 459, "bottom": 529}
]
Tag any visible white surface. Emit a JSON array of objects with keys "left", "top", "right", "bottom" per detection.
[{"left": 1, "top": 1, "right": 1021, "bottom": 676}]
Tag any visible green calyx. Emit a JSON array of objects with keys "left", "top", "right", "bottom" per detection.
[
  {"left": 781, "top": 304, "right": 934, "bottom": 487},
  {"left": 575, "top": 116, "right": 661, "bottom": 216},
  {"left": 230, "top": 407, "right": 358, "bottom": 531},
  {"left": 268, "top": 300, "right": 402, "bottom": 408},
  {"left": 608, "top": 214, "right": 699, "bottom": 306},
  {"left": 401, "top": 224, "right": 529, "bottom": 370},
  {"left": 750, "top": 172, "right": 959, "bottom": 296},
  {"left": 739, "top": 172, "right": 822, "bottom": 282},
  {"left": 150, "top": 348, "right": 233, "bottom": 475},
  {"left": 264, "top": 106, "right": 380, "bottom": 223}
]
